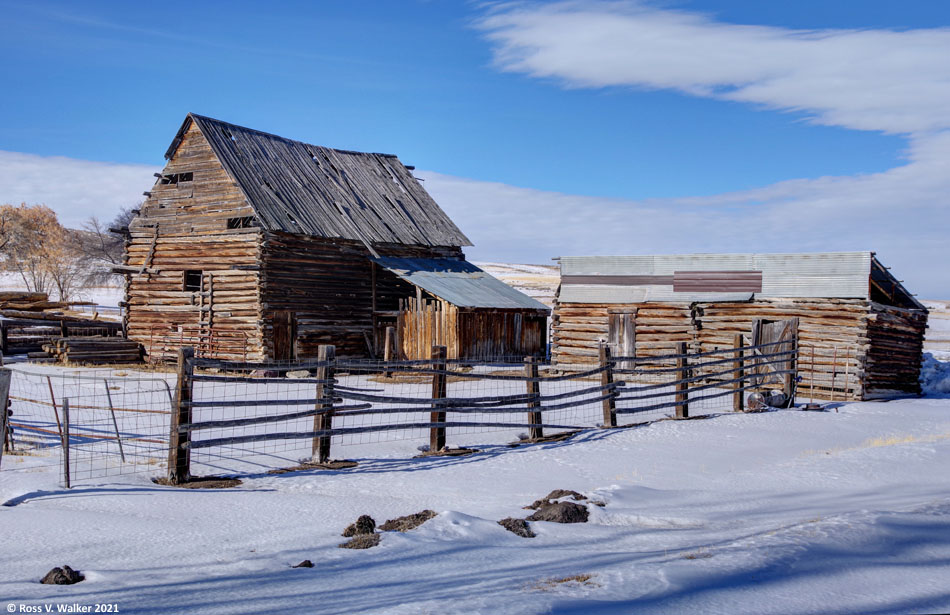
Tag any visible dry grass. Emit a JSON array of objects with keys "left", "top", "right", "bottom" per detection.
[
  {"left": 682, "top": 548, "right": 714, "bottom": 560},
  {"left": 803, "top": 431, "right": 950, "bottom": 457},
  {"left": 530, "top": 573, "right": 600, "bottom": 592}
]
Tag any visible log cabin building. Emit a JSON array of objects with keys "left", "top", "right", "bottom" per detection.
[
  {"left": 121, "top": 114, "right": 548, "bottom": 362},
  {"left": 553, "top": 252, "right": 928, "bottom": 400}
]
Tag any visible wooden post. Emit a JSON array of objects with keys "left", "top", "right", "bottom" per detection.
[
  {"left": 313, "top": 345, "right": 336, "bottom": 463},
  {"left": 733, "top": 334, "right": 744, "bottom": 412},
  {"left": 782, "top": 326, "right": 798, "bottom": 408},
  {"left": 0, "top": 369, "right": 11, "bottom": 470},
  {"left": 525, "top": 356, "right": 543, "bottom": 439},
  {"left": 103, "top": 379, "right": 126, "bottom": 462},
  {"left": 675, "top": 341, "right": 689, "bottom": 419},
  {"left": 383, "top": 326, "right": 395, "bottom": 379},
  {"left": 599, "top": 343, "right": 617, "bottom": 427},
  {"left": 430, "top": 345, "right": 447, "bottom": 452},
  {"left": 0, "top": 322, "right": 7, "bottom": 356},
  {"left": 167, "top": 347, "right": 195, "bottom": 484},
  {"left": 830, "top": 345, "right": 838, "bottom": 403},
  {"left": 60, "top": 320, "right": 68, "bottom": 339},
  {"left": 62, "top": 397, "right": 71, "bottom": 489}
]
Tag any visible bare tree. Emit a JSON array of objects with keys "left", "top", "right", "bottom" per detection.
[
  {"left": 0, "top": 203, "right": 91, "bottom": 302},
  {"left": 81, "top": 205, "right": 137, "bottom": 285}
]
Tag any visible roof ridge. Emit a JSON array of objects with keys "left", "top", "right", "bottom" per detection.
[{"left": 188, "top": 113, "right": 397, "bottom": 158}]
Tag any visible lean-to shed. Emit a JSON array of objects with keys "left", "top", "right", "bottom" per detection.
[
  {"left": 120, "top": 113, "right": 548, "bottom": 362},
  {"left": 553, "top": 252, "right": 928, "bottom": 400}
]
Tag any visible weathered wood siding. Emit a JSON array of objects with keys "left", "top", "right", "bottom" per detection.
[
  {"left": 259, "top": 233, "right": 463, "bottom": 359},
  {"left": 865, "top": 302, "right": 927, "bottom": 395},
  {"left": 553, "top": 296, "right": 926, "bottom": 401},
  {"left": 126, "top": 120, "right": 264, "bottom": 361},
  {"left": 396, "top": 298, "right": 547, "bottom": 361}
]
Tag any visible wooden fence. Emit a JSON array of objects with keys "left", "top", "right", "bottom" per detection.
[{"left": 164, "top": 336, "right": 799, "bottom": 484}]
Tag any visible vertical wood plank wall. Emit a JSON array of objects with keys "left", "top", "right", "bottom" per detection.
[{"left": 396, "top": 298, "right": 547, "bottom": 361}]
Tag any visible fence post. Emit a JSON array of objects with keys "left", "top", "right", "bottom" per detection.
[
  {"left": 599, "top": 343, "right": 617, "bottom": 427},
  {"left": 430, "top": 345, "right": 447, "bottom": 452},
  {"left": 45, "top": 376, "right": 64, "bottom": 442},
  {"left": 0, "top": 369, "right": 11, "bottom": 470},
  {"left": 783, "top": 329, "right": 798, "bottom": 408},
  {"left": 675, "top": 341, "right": 689, "bottom": 419},
  {"left": 733, "top": 334, "right": 744, "bottom": 412},
  {"left": 314, "top": 344, "right": 336, "bottom": 463},
  {"left": 383, "top": 326, "right": 395, "bottom": 378},
  {"left": 62, "top": 397, "right": 71, "bottom": 489},
  {"left": 525, "top": 356, "right": 542, "bottom": 439},
  {"left": 167, "top": 346, "right": 195, "bottom": 484}
]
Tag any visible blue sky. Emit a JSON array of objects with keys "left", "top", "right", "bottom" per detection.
[{"left": 1, "top": 1, "right": 949, "bottom": 296}]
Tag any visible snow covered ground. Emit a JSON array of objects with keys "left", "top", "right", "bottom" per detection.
[
  {"left": 3, "top": 392, "right": 950, "bottom": 613},
  {"left": 2, "top": 274, "right": 950, "bottom": 614}
]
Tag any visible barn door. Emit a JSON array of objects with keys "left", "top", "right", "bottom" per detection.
[
  {"left": 273, "top": 311, "right": 297, "bottom": 361},
  {"left": 750, "top": 318, "right": 798, "bottom": 404},
  {"left": 608, "top": 310, "right": 636, "bottom": 368}
]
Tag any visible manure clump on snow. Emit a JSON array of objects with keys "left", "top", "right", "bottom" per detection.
[
  {"left": 292, "top": 560, "right": 314, "bottom": 568},
  {"left": 342, "top": 515, "right": 376, "bottom": 537},
  {"left": 526, "top": 501, "right": 589, "bottom": 524},
  {"left": 339, "top": 534, "right": 381, "bottom": 549},
  {"left": 379, "top": 510, "right": 437, "bottom": 532},
  {"left": 524, "top": 489, "right": 587, "bottom": 510},
  {"left": 498, "top": 517, "right": 536, "bottom": 538},
  {"left": 40, "top": 565, "right": 84, "bottom": 585}
]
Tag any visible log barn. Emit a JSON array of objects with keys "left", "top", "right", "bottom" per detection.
[
  {"left": 553, "top": 252, "right": 928, "bottom": 400},
  {"left": 121, "top": 113, "right": 548, "bottom": 362}
]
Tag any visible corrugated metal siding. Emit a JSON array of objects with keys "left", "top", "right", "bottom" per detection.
[
  {"left": 559, "top": 252, "right": 872, "bottom": 303},
  {"left": 373, "top": 257, "right": 550, "bottom": 311}
]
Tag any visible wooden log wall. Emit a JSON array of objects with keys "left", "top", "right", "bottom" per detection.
[
  {"left": 259, "top": 233, "right": 462, "bottom": 359},
  {"left": 396, "top": 298, "right": 547, "bottom": 361},
  {"left": 553, "top": 297, "right": 928, "bottom": 401},
  {"left": 865, "top": 302, "right": 927, "bottom": 395},
  {"left": 125, "top": 119, "right": 265, "bottom": 362}
]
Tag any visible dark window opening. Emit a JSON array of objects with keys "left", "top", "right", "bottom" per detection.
[
  {"left": 183, "top": 270, "right": 202, "bottom": 292},
  {"left": 160, "top": 172, "right": 194, "bottom": 185},
  {"left": 227, "top": 216, "right": 255, "bottom": 229}
]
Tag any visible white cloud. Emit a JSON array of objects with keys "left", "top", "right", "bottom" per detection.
[
  {"left": 478, "top": 1, "right": 950, "bottom": 134},
  {"left": 420, "top": 134, "right": 950, "bottom": 298},
  {"left": 0, "top": 150, "right": 159, "bottom": 228},
  {"left": 453, "top": 0, "right": 950, "bottom": 297}
]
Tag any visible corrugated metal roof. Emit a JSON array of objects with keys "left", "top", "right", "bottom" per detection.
[
  {"left": 175, "top": 114, "right": 471, "bottom": 248},
  {"left": 559, "top": 252, "right": 873, "bottom": 303},
  {"left": 373, "top": 257, "right": 550, "bottom": 311}
]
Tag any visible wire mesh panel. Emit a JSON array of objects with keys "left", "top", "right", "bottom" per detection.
[{"left": 3, "top": 366, "right": 174, "bottom": 484}]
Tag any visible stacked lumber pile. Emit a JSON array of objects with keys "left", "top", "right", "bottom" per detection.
[
  {"left": 0, "top": 291, "right": 105, "bottom": 321},
  {"left": 39, "top": 337, "right": 143, "bottom": 364}
]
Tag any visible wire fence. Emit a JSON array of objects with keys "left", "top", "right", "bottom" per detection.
[
  {"left": 1, "top": 366, "right": 173, "bottom": 484},
  {"left": 1, "top": 338, "right": 799, "bottom": 487}
]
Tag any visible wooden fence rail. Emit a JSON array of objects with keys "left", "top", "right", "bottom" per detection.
[{"left": 165, "top": 338, "right": 799, "bottom": 484}]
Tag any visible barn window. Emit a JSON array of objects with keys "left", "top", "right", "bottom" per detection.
[
  {"left": 183, "top": 270, "right": 202, "bottom": 292},
  {"left": 160, "top": 172, "right": 194, "bottom": 185},
  {"left": 226, "top": 216, "right": 255, "bottom": 229}
]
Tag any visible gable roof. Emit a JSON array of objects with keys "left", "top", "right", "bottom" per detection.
[
  {"left": 372, "top": 257, "right": 550, "bottom": 311},
  {"left": 167, "top": 114, "right": 471, "bottom": 248}
]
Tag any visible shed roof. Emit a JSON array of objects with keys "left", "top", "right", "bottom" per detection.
[
  {"left": 168, "top": 114, "right": 471, "bottom": 248},
  {"left": 558, "top": 251, "right": 922, "bottom": 309},
  {"left": 372, "top": 257, "right": 550, "bottom": 311}
]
